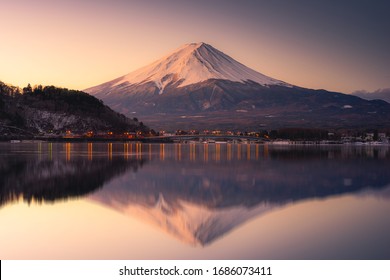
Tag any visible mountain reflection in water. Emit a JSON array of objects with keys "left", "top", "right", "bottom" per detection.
[
  {"left": 1, "top": 143, "right": 390, "bottom": 248},
  {"left": 90, "top": 144, "right": 390, "bottom": 246}
]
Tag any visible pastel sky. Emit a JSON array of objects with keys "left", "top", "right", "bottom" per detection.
[{"left": 1, "top": 0, "right": 389, "bottom": 93}]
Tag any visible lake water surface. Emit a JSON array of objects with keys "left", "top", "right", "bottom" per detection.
[{"left": 1, "top": 142, "right": 389, "bottom": 259}]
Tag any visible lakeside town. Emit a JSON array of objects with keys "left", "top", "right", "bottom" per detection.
[{"left": 6, "top": 127, "right": 390, "bottom": 145}]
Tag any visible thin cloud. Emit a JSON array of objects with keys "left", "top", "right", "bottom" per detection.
[{"left": 352, "top": 88, "right": 390, "bottom": 103}]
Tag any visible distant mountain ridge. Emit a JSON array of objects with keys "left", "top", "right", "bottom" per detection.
[
  {"left": 0, "top": 81, "right": 147, "bottom": 138},
  {"left": 352, "top": 88, "right": 390, "bottom": 103},
  {"left": 86, "top": 43, "right": 390, "bottom": 131}
]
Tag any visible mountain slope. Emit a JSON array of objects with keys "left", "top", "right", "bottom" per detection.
[
  {"left": 86, "top": 43, "right": 390, "bottom": 131},
  {"left": 0, "top": 81, "right": 147, "bottom": 138},
  {"left": 86, "top": 42, "right": 289, "bottom": 96}
]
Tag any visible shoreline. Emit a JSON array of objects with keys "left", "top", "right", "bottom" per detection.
[{"left": 1, "top": 138, "right": 389, "bottom": 146}]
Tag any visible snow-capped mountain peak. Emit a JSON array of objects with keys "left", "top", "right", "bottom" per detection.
[
  {"left": 92, "top": 42, "right": 289, "bottom": 95},
  {"left": 84, "top": 42, "right": 390, "bottom": 131}
]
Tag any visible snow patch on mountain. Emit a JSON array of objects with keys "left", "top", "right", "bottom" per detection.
[
  {"left": 89, "top": 43, "right": 290, "bottom": 95},
  {"left": 24, "top": 109, "right": 78, "bottom": 132}
]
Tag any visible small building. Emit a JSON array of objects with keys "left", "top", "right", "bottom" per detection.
[
  {"left": 378, "top": 133, "right": 387, "bottom": 141},
  {"left": 365, "top": 133, "right": 374, "bottom": 141}
]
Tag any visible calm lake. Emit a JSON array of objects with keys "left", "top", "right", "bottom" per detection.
[{"left": 0, "top": 142, "right": 389, "bottom": 259}]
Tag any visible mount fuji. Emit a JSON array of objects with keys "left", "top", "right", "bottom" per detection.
[{"left": 86, "top": 43, "right": 390, "bottom": 131}]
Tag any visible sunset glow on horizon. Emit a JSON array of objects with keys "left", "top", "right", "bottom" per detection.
[{"left": 1, "top": 0, "right": 389, "bottom": 93}]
